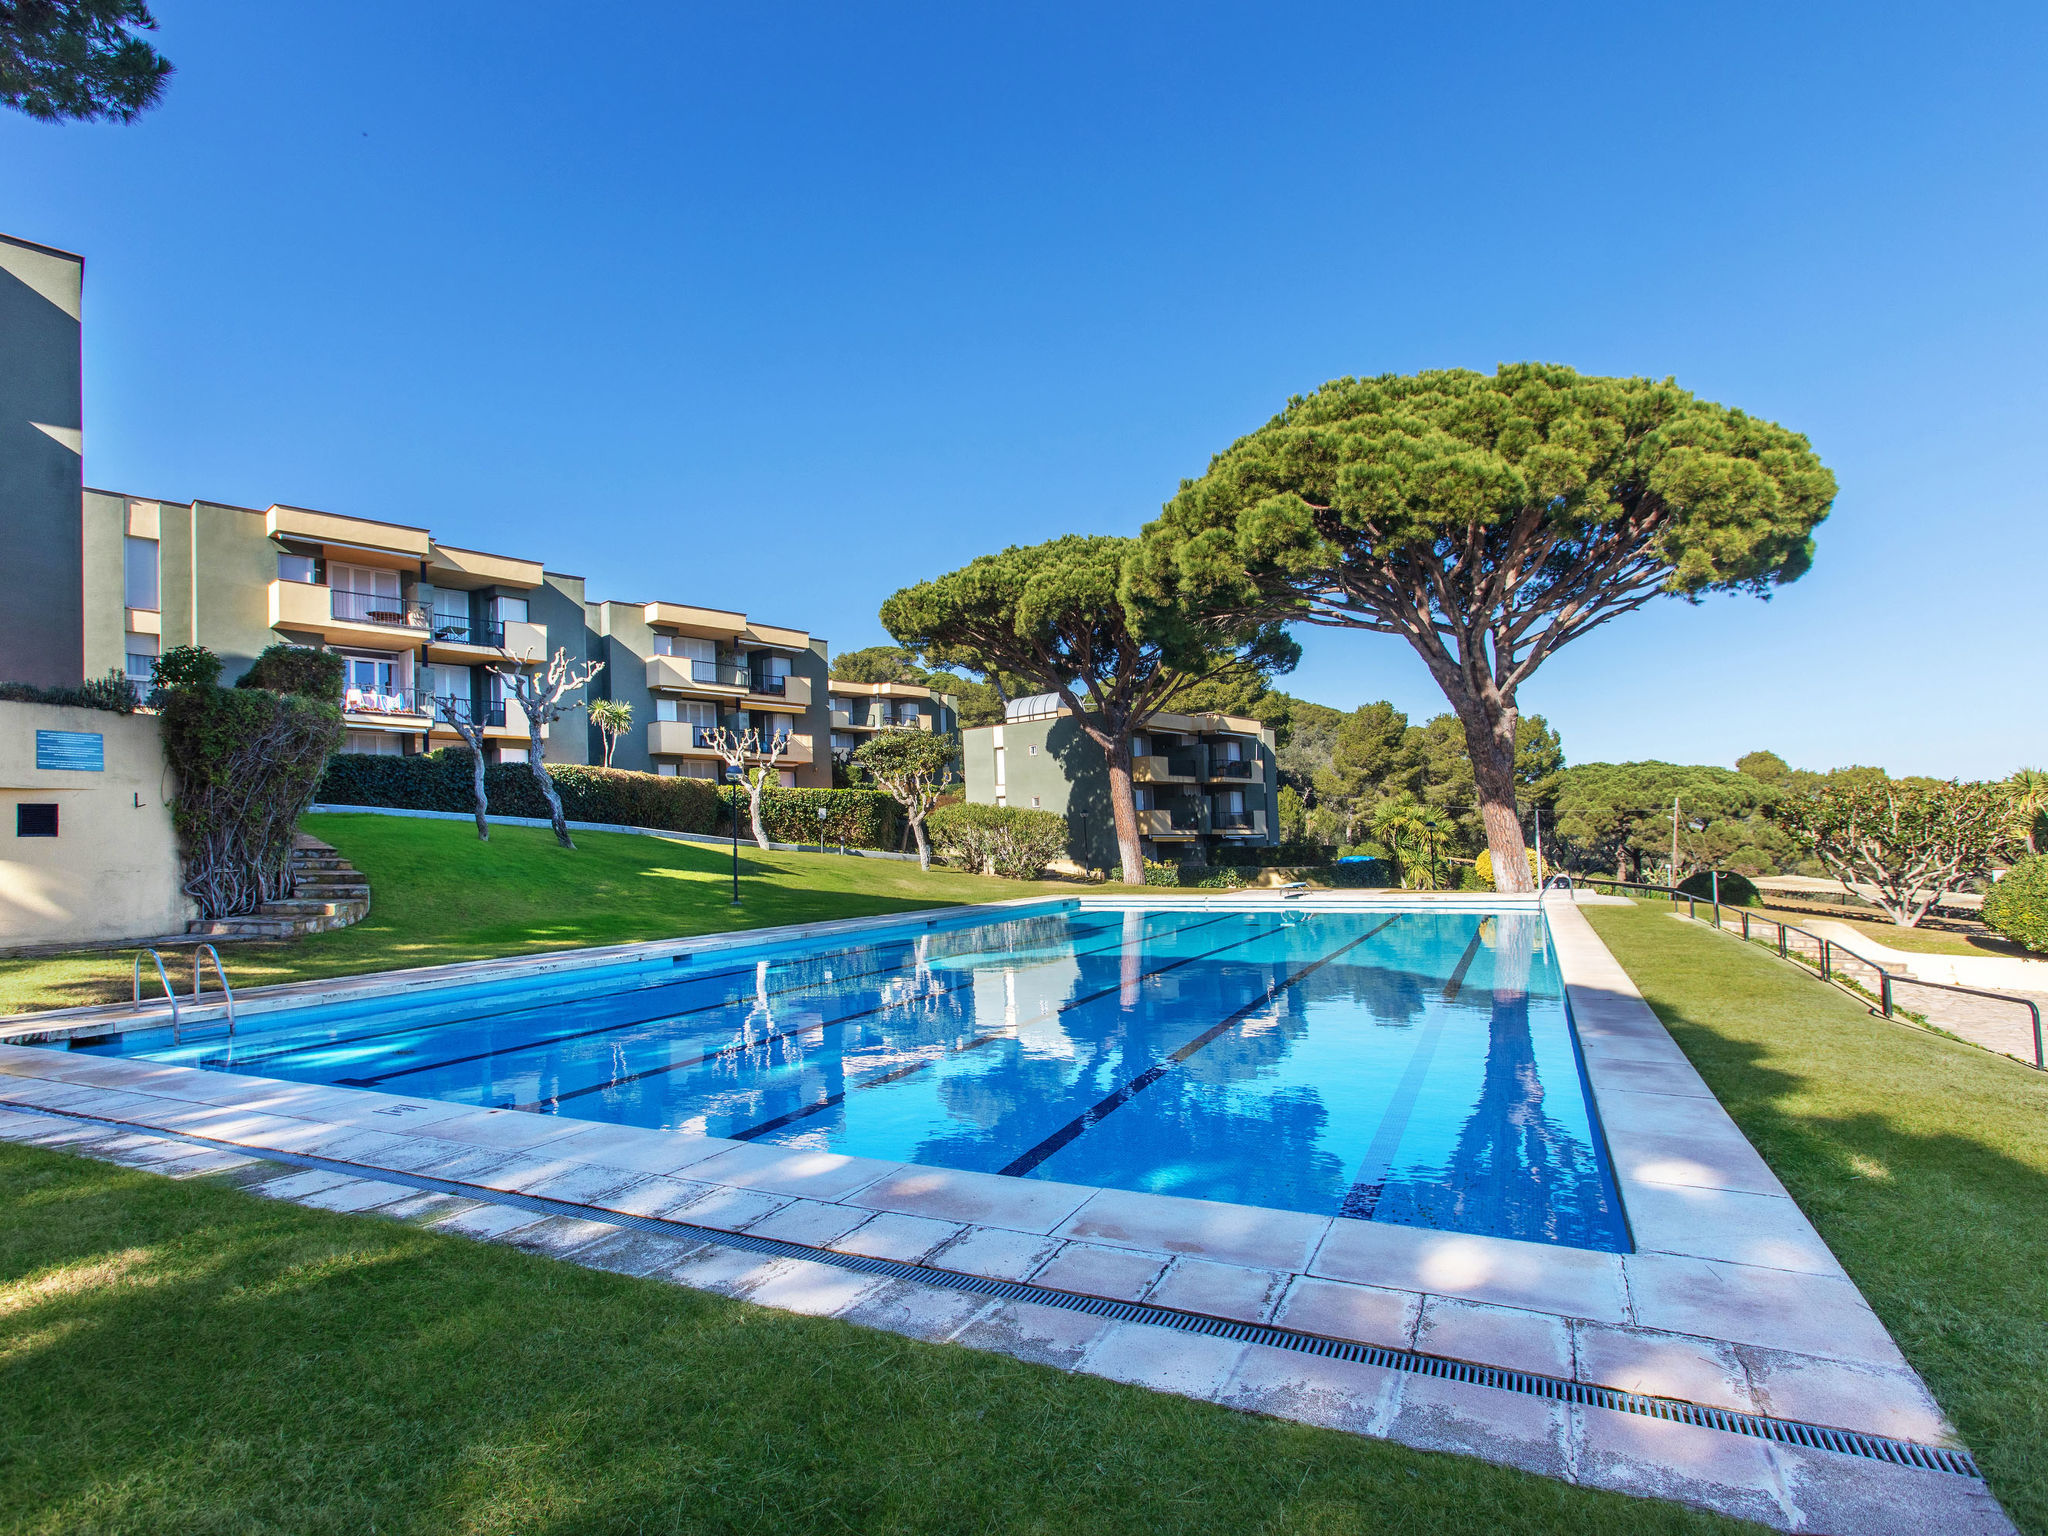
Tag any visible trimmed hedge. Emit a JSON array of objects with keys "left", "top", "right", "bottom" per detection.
[
  {"left": 1984, "top": 856, "right": 2048, "bottom": 954},
  {"left": 0, "top": 671, "right": 137, "bottom": 714},
  {"left": 1677, "top": 869, "right": 1762, "bottom": 907},
  {"left": 316, "top": 750, "right": 901, "bottom": 849},
  {"left": 928, "top": 802, "right": 1067, "bottom": 879}
]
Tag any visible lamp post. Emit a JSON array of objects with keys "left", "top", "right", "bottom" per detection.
[
  {"left": 725, "top": 766, "right": 743, "bottom": 906},
  {"left": 816, "top": 805, "right": 828, "bottom": 855}
]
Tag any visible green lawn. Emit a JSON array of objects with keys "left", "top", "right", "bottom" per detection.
[
  {"left": 0, "top": 813, "right": 1075, "bottom": 1016},
  {"left": 0, "top": 1145, "right": 1752, "bottom": 1536},
  {"left": 1585, "top": 906, "right": 2048, "bottom": 1533},
  {"left": 1749, "top": 905, "right": 2024, "bottom": 959}
]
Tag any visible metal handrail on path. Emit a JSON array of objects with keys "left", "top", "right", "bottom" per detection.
[{"left": 1580, "top": 876, "right": 2045, "bottom": 1071}]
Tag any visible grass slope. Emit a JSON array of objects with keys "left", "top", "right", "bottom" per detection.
[
  {"left": 0, "top": 1145, "right": 1753, "bottom": 1536},
  {"left": 0, "top": 814, "right": 1073, "bottom": 1016},
  {"left": 1584, "top": 905, "right": 2048, "bottom": 1534}
]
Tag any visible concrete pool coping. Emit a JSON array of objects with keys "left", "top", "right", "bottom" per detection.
[{"left": 0, "top": 895, "right": 2014, "bottom": 1534}]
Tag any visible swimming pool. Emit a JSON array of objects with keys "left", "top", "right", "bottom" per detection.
[{"left": 70, "top": 904, "right": 1630, "bottom": 1252}]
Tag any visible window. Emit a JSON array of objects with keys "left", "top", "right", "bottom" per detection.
[
  {"left": 654, "top": 698, "right": 716, "bottom": 727},
  {"left": 125, "top": 632, "right": 158, "bottom": 683},
  {"left": 341, "top": 654, "right": 402, "bottom": 712},
  {"left": 676, "top": 760, "right": 716, "bottom": 781},
  {"left": 491, "top": 594, "right": 529, "bottom": 624},
  {"left": 431, "top": 589, "right": 470, "bottom": 632},
  {"left": 778, "top": 770, "right": 797, "bottom": 788},
  {"left": 343, "top": 731, "right": 401, "bottom": 756},
  {"left": 16, "top": 803, "right": 58, "bottom": 837},
  {"left": 277, "top": 551, "right": 317, "bottom": 584},
  {"left": 124, "top": 536, "right": 159, "bottom": 610},
  {"left": 330, "top": 563, "right": 401, "bottom": 623},
  {"left": 828, "top": 695, "right": 848, "bottom": 713},
  {"left": 1030, "top": 796, "right": 1041, "bottom": 808},
  {"left": 656, "top": 762, "right": 678, "bottom": 777},
  {"left": 497, "top": 745, "right": 528, "bottom": 765}
]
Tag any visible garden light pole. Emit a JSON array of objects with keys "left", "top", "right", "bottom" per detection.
[{"left": 726, "top": 767, "right": 743, "bottom": 906}]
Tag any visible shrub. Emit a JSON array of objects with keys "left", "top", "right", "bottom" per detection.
[
  {"left": 315, "top": 750, "right": 902, "bottom": 849},
  {"left": 238, "top": 643, "right": 345, "bottom": 701},
  {"left": 1142, "top": 858, "right": 1180, "bottom": 887},
  {"left": 1984, "top": 857, "right": 2048, "bottom": 953},
  {"left": 1677, "top": 869, "right": 1761, "bottom": 907},
  {"left": 928, "top": 802, "right": 1068, "bottom": 879},
  {"left": 0, "top": 670, "right": 136, "bottom": 714},
  {"left": 1474, "top": 847, "right": 1542, "bottom": 888},
  {"left": 153, "top": 644, "right": 222, "bottom": 692},
  {"left": 159, "top": 647, "right": 343, "bottom": 918}
]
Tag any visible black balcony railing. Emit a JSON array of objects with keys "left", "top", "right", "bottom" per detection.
[
  {"left": 752, "top": 672, "right": 788, "bottom": 696},
  {"left": 427, "top": 618, "right": 506, "bottom": 648},
  {"left": 1209, "top": 757, "right": 1255, "bottom": 780},
  {"left": 331, "top": 589, "right": 432, "bottom": 628},
  {"left": 1211, "top": 810, "right": 1254, "bottom": 831},
  {"left": 687, "top": 659, "right": 748, "bottom": 688},
  {"left": 1165, "top": 753, "right": 1200, "bottom": 779}
]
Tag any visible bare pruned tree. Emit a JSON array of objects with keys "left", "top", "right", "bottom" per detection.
[
  {"left": 701, "top": 723, "right": 794, "bottom": 850},
  {"left": 431, "top": 692, "right": 494, "bottom": 841},
  {"left": 490, "top": 647, "right": 604, "bottom": 849}
]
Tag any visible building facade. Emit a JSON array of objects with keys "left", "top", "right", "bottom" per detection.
[
  {"left": 962, "top": 698, "right": 1279, "bottom": 870},
  {"left": 83, "top": 492, "right": 591, "bottom": 762},
  {"left": 826, "top": 680, "right": 958, "bottom": 765},
  {"left": 0, "top": 229, "right": 851, "bottom": 783},
  {"left": 590, "top": 601, "right": 832, "bottom": 787}
]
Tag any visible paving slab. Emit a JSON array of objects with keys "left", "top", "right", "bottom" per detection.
[
  {"left": 665, "top": 1184, "right": 790, "bottom": 1232},
  {"left": 924, "top": 1225, "right": 1064, "bottom": 1282},
  {"left": 1269, "top": 1275, "right": 1421, "bottom": 1349},
  {"left": 1622, "top": 1182, "right": 1844, "bottom": 1277},
  {"left": 594, "top": 1175, "right": 719, "bottom": 1220},
  {"left": 501, "top": 1215, "right": 626, "bottom": 1256},
  {"left": 430, "top": 1202, "right": 549, "bottom": 1240},
  {"left": 834, "top": 1278, "right": 995, "bottom": 1344},
  {"left": 297, "top": 1177, "right": 420, "bottom": 1213},
  {"left": 684, "top": 1141, "right": 899, "bottom": 1202},
  {"left": 1077, "top": 1320, "right": 1246, "bottom": 1398},
  {"left": 1771, "top": 1441, "right": 2016, "bottom": 1536},
  {"left": 744, "top": 1257, "right": 888, "bottom": 1319},
  {"left": 1624, "top": 1253, "right": 1904, "bottom": 1368},
  {"left": 1028, "top": 1242, "right": 1170, "bottom": 1302},
  {"left": 1213, "top": 1341, "right": 1404, "bottom": 1435},
  {"left": 1144, "top": 1258, "right": 1290, "bottom": 1323},
  {"left": 1734, "top": 1346, "right": 1958, "bottom": 1444},
  {"left": 1413, "top": 1296, "right": 1574, "bottom": 1378},
  {"left": 1569, "top": 1402, "right": 1789, "bottom": 1529},
  {"left": 527, "top": 1120, "right": 736, "bottom": 1176},
  {"left": 1055, "top": 1185, "right": 1330, "bottom": 1272},
  {"left": 743, "top": 1197, "right": 874, "bottom": 1248},
  {"left": 1385, "top": 1370, "right": 1573, "bottom": 1482},
  {"left": 846, "top": 1164, "right": 1096, "bottom": 1233},
  {"left": 1573, "top": 1322, "right": 1756, "bottom": 1414},
  {"left": 571, "top": 1227, "right": 715, "bottom": 1279},
  {"left": 828, "top": 1212, "right": 965, "bottom": 1264},
  {"left": 1311, "top": 1219, "right": 1629, "bottom": 1325},
  {"left": 951, "top": 1297, "right": 1115, "bottom": 1371}
]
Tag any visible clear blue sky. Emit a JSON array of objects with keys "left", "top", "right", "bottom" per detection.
[{"left": 4, "top": 3, "right": 2041, "bottom": 777}]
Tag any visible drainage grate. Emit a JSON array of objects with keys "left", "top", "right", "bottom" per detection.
[{"left": 2, "top": 1096, "right": 1982, "bottom": 1481}]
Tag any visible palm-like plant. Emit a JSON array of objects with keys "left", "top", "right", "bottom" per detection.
[
  {"left": 590, "top": 698, "right": 633, "bottom": 769},
  {"left": 2010, "top": 768, "right": 2048, "bottom": 857},
  {"left": 1366, "top": 794, "right": 1427, "bottom": 888}
]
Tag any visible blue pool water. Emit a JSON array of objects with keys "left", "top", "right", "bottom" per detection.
[{"left": 73, "top": 904, "right": 1630, "bottom": 1252}]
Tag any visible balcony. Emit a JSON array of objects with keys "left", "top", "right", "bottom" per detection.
[
  {"left": 1131, "top": 753, "right": 1198, "bottom": 784},
  {"left": 1138, "top": 806, "right": 1202, "bottom": 838},
  {"left": 764, "top": 731, "right": 813, "bottom": 767},
  {"left": 270, "top": 579, "right": 436, "bottom": 651},
  {"left": 1210, "top": 808, "right": 1269, "bottom": 837},
  {"left": 647, "top": 720, "right": 726, "bottom": 757},
  {"left": 746, "top": 672, "right": 813, "bottom": 708},
  {"left": 830, "top": 708, "right": 853, "bottom": 728},
  {"left": 1207, "top": 757, "right": 1257, "bottom": 781},
  {"left": 342, "top": 686, "right": 431, "bottom": 722},
  {"left": 646, "top": 655, "right": 749, "bottom": 695}
]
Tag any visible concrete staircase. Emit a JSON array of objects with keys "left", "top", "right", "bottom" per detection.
[{"left": 186, "top": 834, "right": 370, "bottom": 941}]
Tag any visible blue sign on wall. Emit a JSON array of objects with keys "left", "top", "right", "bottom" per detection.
[{"left": 35, "top": 730, "right": 105, "bottom": 771}]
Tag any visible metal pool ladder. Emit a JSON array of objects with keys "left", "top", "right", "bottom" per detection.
[{"left": 132, "top": 945, "right": 236, "bottom": 1045}]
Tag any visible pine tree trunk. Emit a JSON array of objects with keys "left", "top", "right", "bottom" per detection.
[
  {"left": 1102, "top": 734, "right": 1145, "bottom": 885},
  {"left": 1449, "top": 694, "right": 1533, "bottom": 893}
]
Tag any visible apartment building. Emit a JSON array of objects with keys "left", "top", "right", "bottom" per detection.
[
  {"left": 0, "top": 230, "right": 838, "bottom": 784},
  {"left": 825, "top": 680, "right": 958, "bottom": 763},
  {"left": 87, "top": 493, "right": 591, "bottom": 761},
  {"left": 963, "top": 696, "right": 1279, "bottom": 870},
  {"left": 589, "top": 601, "right": 832, "bottom": 788}
]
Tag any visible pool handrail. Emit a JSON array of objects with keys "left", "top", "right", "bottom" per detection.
[
  {"left": 192, "top": 944, "right": 236, "bottom": 1044},
  {"left": 132, "top": 948, "right": 181, "bottom": 1038}
]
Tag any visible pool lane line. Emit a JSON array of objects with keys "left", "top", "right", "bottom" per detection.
[
  {"left": 995, "top": 917, "right": 1400, "bottom": 1179},
  {"left": 311, "top": 913, "right": 1141, "bottom": 1088},
  {"left": 723, "top": 914, "right": 1303, "bottom": 1143},
  {"left": 201, "top": 912, "right": 1132, "bottom": 1075},
  {"left": 0, "top": 1097, "right": 1987, "bottom": 1482},
  {"left": 511, "top": 911, "right": 1248, "bottom": 1115},
  {"left": 1440, "top": 927, "right": 1486, "bottom": 1002},
  {"left": 1335, "top": 1006, "right": 1452, "bottom": 1220}
]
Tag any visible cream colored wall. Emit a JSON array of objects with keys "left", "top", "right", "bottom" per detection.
[{"left": 0, "top": 702, "right": 191, "bottom": 948}]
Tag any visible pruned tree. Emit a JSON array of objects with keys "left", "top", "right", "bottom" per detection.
[
  {"left": 882, "top": 534, "right": 1297, "bottom": 884},
  {"left": 490, "top": 647, "right": 604, "bottom": 849},
  {"left": 701, "top": 724, "right": 793, "bottom": 850},
  {"left": 1770, "top": 778, "right": 2009, "bottom": 927},
  {"left": 854, "top": 729, "right": 958, "bottom": 870},
  {"left": 2, "top": 0, "right": 171, "bottom": 122},
  {"left": 1138, "top": 364, "right": 1835, "bottom": 892},
  {"left": 431, "top": 693, "right": 494, "bottom": 842},
  {"left": 590, "top": 697, "right": 633, "bottom": 769}
]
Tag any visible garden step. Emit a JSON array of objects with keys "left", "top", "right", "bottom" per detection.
[{"left": 180, "top": 833, "right": 373, "bottom": 941}]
